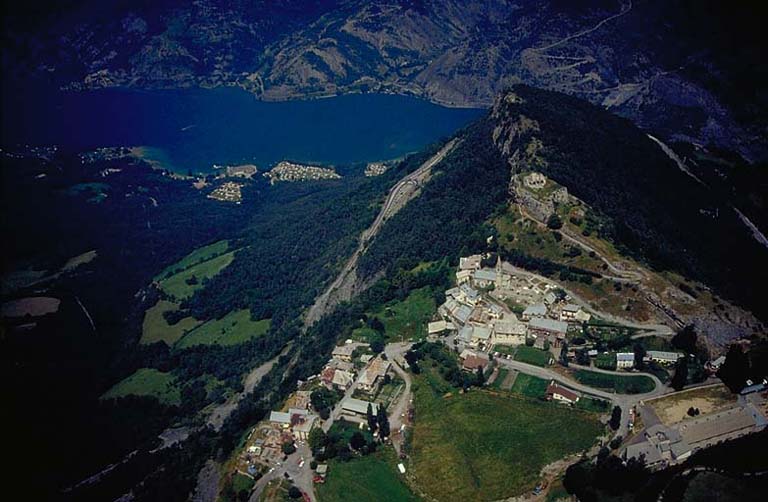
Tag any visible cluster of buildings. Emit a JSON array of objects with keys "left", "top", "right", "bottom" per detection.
[
  {"left": 434, "top": 255, "right": 591, "bottom": 358},
  {"left": 236, "top": 339, "right": 397, "bottom": 479},
  {"left": 263, "top": 161, "right": 341, "bottom": 184},
  {"left": 207, "top": 181, "right": 243, "bottom": 203},
  {"left": 624, "top": 388, "right": 768, "bottom": 469},
  {"left": 318, "top": 340, "right": 395, "bottom": 421},
  {"left": 364, "top": 162, "right": 389, "bottom": 177},
  {"left": 224, "top": 164, "right": 258, "bottom": 178}
]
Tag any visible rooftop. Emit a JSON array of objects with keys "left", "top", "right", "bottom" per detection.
[
  {"left": 546, "top": 383, "right": 580, "bottom": 402},
  {"left": 528, "top": 317, "right": 568, "bottom": 334},
  {"left": 341, "top": 398, "right": 378, "bottom": 415},
  {"left": 523, "top": 304, "right": 547, "bottom": 317}
]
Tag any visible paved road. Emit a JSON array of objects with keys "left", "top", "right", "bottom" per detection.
[
  {"left": 384, "top": 343, "right": 415, "bottom": 455},
  {"left": 249, "top": 442, "right": 314, "bottom": 502},
  {"left": 304, "top": 140, "right": 458, "bottom": 328}
]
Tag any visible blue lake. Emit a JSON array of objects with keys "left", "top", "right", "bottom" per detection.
[{"left": 2, "top": 86, "right": 483, "bottom": 173}]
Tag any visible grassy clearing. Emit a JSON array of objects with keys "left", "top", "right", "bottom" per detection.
[
  {"left": 411, "top": 371, "right": 603, "bottom": 501},
  {"left": 158, "top": 251, "right": 234, "bottom": 300},
  {"left": 510, "top": 373, "right": 550, "bottom": 398},
  {"left": 176, "top": 309, "right": 271, "bottom": 348},
  {"left": 62, "top": 250, "right": 98, "bottom": 272},
  {"left": 575, "top": 396, "right": 611, "bottom": 413},
  {"left": 232, "top": 473, "right": 255, "bottom": 494},
  {"left": 491, "top": 368, "right": 509, "bottom": 389},
  {"left": 102, "top": 368, "right": 180, "bottom": 405},
  {"left": 352, "top": 287, "right": 436, "bottom": 342},
  {"left": 514, "top": 346, "right": 552, "bottom": 367},
  {"left": 317, "top": 451, "right": 416, "bottom": 502},
  {"left": 155, "top": 240, "right": 230, "bottom": 280},
  {"left": 573, "top": 370, "right": 655, "bottom": 394},
  {"left": 258, "top": 479, "right": 290, "bottom": 502},
  {"left": 141, "top": 300, "right": 201, "bottom": 345},
  {"left": 595, "top": 353, "right": 617, "bottom": 370}
]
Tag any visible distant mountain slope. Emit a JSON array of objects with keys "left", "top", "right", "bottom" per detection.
[{"left": 3, "top": 0, "right": 766, "bottom": 161}]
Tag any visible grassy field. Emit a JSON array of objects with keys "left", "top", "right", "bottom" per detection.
[
  {"left": 411, "top": 372, "right": 603, "bottom": 501},
  {"left": 514, "top": 346, "right": 552, "bottom": 367},
  {"left": 510, "top": 373, "right": 550, "bottom": 398},
  {"left": 491, "top": 368, "right": 510, "bottom": 389},
  {"left": 140, "top": 300, "right": 201, "bottom": 345},
  {"left": 232, "top": 473, "right": 255, "bottom": 494},
  {"left": 101, "top": 368, "right": 181, "bottom": 405},
  {"left": 575, "top": 396, "right": 611, "bottom": 413},
  {"left": 317, "top": 452, "right": 417, "bottom": 502},
  {"left": 573, "top": 370, "right": 655, "bottom": 394},
  {"left": 158, "top": 251, "right": 234, "bottom": 300},
  {"left": 176, "top": 309, "right": 271, "bottom": 348},
  {"left": 155, "top": 240, "right": 230, "bottom": 280},
  {"left": 352, "top": 286, "right": 436, "bottom": 342},
  {"left": 594, "top": 353, "right": 617, "bottom": 370}
]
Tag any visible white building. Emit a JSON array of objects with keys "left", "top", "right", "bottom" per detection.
[
  {"left": 645, "top": 351, "right": 684, "bottom": 365},
  {"left": 616, "top": 352, "right": 635, "bottom": 369},
  {"left": 492, "top": 319, "right": 527, "bottom": 345},
  {"left": 522, "top": 304, "right": 548, "bottom": 320}
]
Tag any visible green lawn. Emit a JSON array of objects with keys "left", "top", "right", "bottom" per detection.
[
  {"left": 317, "top": 452, "right": 417, "bottom": 502},
  {"left": 352, "top": 286, "right": 436, "bottom": 342},
  {"left": 155, "top": 240, "right": 230, "bottom": 280},
  {"left": 491, "top": 368, "right": 510, "bottom": 389},
  {"left": 232, "top": 473, "right": 255, "bottom": 494},
  {"left": 140, "top": 300, "right": 201, "bottom": 345},
  {"left": 158, "top": 251, "right": 234, "bottom": 300},
  {"left": 573, "top": 370, "right": 655, "bottom": 394},
  {"left": 101, "top": 368, "right": 181, "bottom": 405},
  {"left": 594, "top": 353, "right": 617, "bottom": 370},
  {"left": 514, "top": 346, "right": 552, "bottom": 367},
  {"left": 411, "top": 372, "right": 603, "bottom": 501},
  {"left": 510, "top": 373, "right": 550, "bottom": 398},
  {"left": 575, "top": 396, "right": 611, "bottom": 413},
  {"left": 176, "top": 309, "right": 271, "bottom": 348}
]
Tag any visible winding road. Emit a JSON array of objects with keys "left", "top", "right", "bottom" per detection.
[{"left": 496, "top": 357, "right": 670, "bottom": 438}]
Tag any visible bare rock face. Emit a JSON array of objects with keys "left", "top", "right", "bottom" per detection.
[{"left": 4, "top": 0, "right": 766, "bottom": 161}]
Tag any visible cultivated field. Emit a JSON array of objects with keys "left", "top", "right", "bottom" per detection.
[
  {"left": 101, "top": 368, "right": 181, "bottom": 405},
  {"left": 317, "top": 452, "right": 418, "bottom": 502},
  {"left": 511, "top": 372, "right": 549, "bottom": 398},
  {"left": 647, "top": 384, "right": 737, "bottom": 425},
  {"left": 176, "top": 309, "right": 270, "bottom": 348},
  {"left": 141, "top": 300, "right": 201, "bottom": 345},
  {"left": 572, "top": 370, "right": 655, "bottom": 394},
  {"left": 514, "top": 346, "right": 552, "bottom": 367},
  {"left": 410, "top": 372, "right": 603, "bottom": 500}
]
